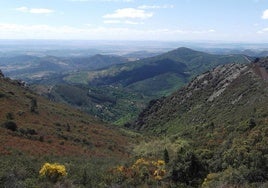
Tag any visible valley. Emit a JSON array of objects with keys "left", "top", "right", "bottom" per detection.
[
  {"left": 0, "top": 43, "right": 268, "bottom": 187},
  {"left": 1, "top": 47, "right": 251, "bottom": 125},
  {"left": 2, "top": 0, "right": 268, "bottom": 187}
]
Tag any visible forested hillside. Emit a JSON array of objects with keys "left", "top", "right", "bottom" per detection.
[
  {"left": 51, "top": 47, "right": 251, "bottom": 124},
  {"left": 127, "top": 58, "right": 268, "bottom": 187}
]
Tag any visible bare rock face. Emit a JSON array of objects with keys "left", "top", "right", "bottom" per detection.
[{"left": 200, "top": 64, "right": 248, "bottom": 102}]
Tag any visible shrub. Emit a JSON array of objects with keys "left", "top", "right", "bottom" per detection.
[
  {"left": 164, "top": 148, "right": 170, "bottom": 164},
  {"left": 6, "top": 112, "right": 14, "bottom": 120},
  {"left": 39, "top": 163, "right": 67, "bottom": 183},
  {"left": 3, "top": 121, "right": 18, "bottom": 131},
  {"left": 0, "top": 92, "right": 6, "bottom": 98},
  {"left": 111, "top": 158, "right": 166, "bottom": 186},
  {"left": 30, "top": 98, "right": 38, "bottom": 113}
]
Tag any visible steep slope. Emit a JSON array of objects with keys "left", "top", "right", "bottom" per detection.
[
  {"left": 129, "top": 58, "right": 268, "bottom": 186},
  {"left": 0, "top": 71, "right": 141, "bottom": 187},
  {"left": 0, "top": 72, "right": 133, "bottom": 158},
  {"left": 131, "top": 60, "right": 268, "bottom": 134}
]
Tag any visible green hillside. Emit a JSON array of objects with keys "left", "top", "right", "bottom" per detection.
[
  {"left": 128, "top": 58, "right": 268, "bottom": 187},
  {"left": 67, "top": 54, "right": 128, "bottom": 70},
  {"left": 57, "top": 47, "right": 251, "bottom": 124}
]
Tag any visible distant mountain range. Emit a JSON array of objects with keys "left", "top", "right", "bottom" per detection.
[
  {"left": 0, "top": 47, "right": 254, "bottom": 124},
  {"left": 55, "top": 47, "right": 251, "bottom": 123},
  {"left": 0, "top": 54, "right": 129, "bottom": 81}
]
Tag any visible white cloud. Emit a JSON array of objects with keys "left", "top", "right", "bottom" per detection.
[
  {"left": 15, "top": 6, "right": 28, "bottom": 13},
  {"left": 262, "top": 9, "right": 268, "bottom": 19},
  {"left": 1, "top": 23, "right": 265, "bottom": 42},
  {"left": 30, "top": 8, "right": 54, "bottom": 14},
  {"left": 15, "top": 6, "right": 54, "bottom": 14},
  {"left": 124, "top": 20, "right": 141, "bottom": 25},
  {"left": 104, "top": 20, "right": 141, "bottom": 24},
  {"left": 167, "top": 29, "right": 215, "bottom": 34},
  {"left": 103, "top": 20, "right": 122, "bottom": 24},
  {"left": 138, "top": 5, "right": 174, "bottom": 9},
  {"left": 69, "top": 0, "right": 89, "bottom": 1},
  {"left": 257, "top": 28, "right": 268, "bottom": 34},
  {"left": 69, "top": 0, "right": 133, "bottom": 2},
  {"left": 103, "top": 8, "right": 153, "bottom": 19},
  {"left": 84, "top": 23, "right": 92, "bottom": 27},
  {"left": 0, "top": 23, "right": 217, "bottom": 41}
]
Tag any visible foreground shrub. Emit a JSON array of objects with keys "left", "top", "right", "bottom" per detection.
[
  {"left": 39, "top": 163, "right": 67, "bottom": 183},
  {"left": 2, "top": 121, "right": 18, "bottom": 131},
  {"left": 110, "top": 158, "right": 166, "bottom": 186}
]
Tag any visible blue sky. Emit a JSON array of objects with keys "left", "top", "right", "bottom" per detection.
[{"left": 0, "top": 0, "right": 268, "bottom": 42}]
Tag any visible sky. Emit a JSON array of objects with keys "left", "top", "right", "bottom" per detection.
[{"left": 0, "top": 0, "right": 268, "bottom": 42}]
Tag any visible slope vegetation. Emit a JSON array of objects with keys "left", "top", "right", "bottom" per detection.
[
  {"left": 58, "top": 47, "right": 250, "bottom": 124},
  {"left": 0, "top": 71, "right": 136, "bottom": 187},
  {"left": 129, "top": 58, "right": 268, "bottom": 187}
]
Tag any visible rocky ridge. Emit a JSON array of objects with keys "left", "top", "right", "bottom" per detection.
[{"left": 130, "top": 58, "right": 268, "bottom": 133}]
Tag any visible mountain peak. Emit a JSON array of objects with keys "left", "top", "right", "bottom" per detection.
[
  {"left": 166, "top": 47, "right": 204, "bottom": 56},
  {"left": 176, "top": 47, "right": 199, "bottom": 52}
]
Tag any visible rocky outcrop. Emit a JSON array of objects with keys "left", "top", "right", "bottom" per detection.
[{"left": 130, "top": 60, "right": 268, "bottom": 132}]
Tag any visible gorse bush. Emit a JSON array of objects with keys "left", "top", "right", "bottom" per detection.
[
  {"left": 111, "top": 158, "right": 166, "bottom": 186},
  {"left": 39, "top": 163, "right": 67, "bottom": 183}
]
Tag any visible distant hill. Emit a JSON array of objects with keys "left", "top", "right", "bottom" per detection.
[
  {"left": 1, "top": 48, "right": 251, "bottom": 125},
  {"left": 0, "top": 55, "right": 69, "bottom": 80},
  {"left": 0, "top": 54, "right": 128, "bottom": 81},
  {"left": 83, "top": 47, "right": 251, "bottom": 87},
  {"left": 67, "top": 54, "right": 128, "bottom": 70},
  {"left": 59, "top": 47, "right": 251, "bottom": 124},
  {"left": 123, "top": 50, "right": 163, "bottom": 59},
  {"left": 128, "top": 58, "right": 268, "bottom": 186}
]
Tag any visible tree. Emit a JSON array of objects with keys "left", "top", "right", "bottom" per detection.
[
  {"left": 30, "top": 98, "right": 38, "bottom": 113},
  {"left": 171, "top": 148, "right": 207, "bottom": 186},
  {"left": 164, "top": 148, "right": 170, "bottom": 164}
]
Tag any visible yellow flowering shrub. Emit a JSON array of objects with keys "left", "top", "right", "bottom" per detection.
[
  {"left": 113, "top": 158, "right": 166, "bottom": 185},
  {"left": 201, "top": 173, "right": 219, "bottom": 187},
  {"left": 39, "top": 163, "right": 67, "bottom": 182}
]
